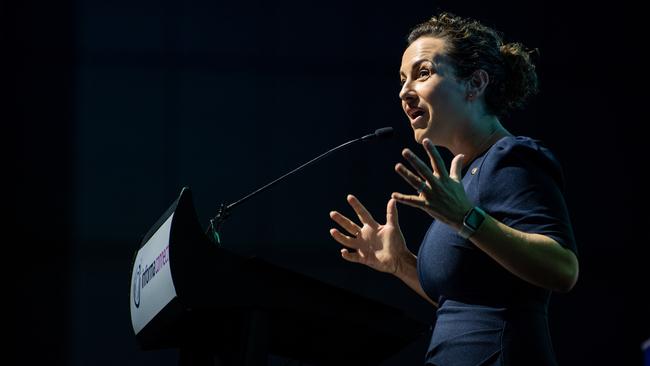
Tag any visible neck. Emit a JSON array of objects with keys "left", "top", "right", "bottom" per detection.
[{"left": 449, "top": 115, "right": 512, "bottom": 167}]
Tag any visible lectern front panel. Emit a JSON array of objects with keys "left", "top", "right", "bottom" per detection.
[{"left": 130, "top": 213, "right": 178, "bottom": 334}]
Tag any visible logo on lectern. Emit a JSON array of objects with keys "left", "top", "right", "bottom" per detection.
[{"left": 133, "top": 262, "right": 141, "bottom": 308}]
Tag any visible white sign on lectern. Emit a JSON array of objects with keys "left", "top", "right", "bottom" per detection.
[{"left": 130, "top": 214, "right": 177, "bottom": 334}]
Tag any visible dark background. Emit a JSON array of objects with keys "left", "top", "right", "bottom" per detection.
[{"left": 5, "top": 0, "right": 648, "bottom": 364}]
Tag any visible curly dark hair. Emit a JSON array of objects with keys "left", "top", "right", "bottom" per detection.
[{"left": 407, "top": 12, "right": 539, "bottom": 118}]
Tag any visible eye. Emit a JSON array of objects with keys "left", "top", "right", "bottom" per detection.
[
  {"left": 399, "top": 79, "right": 406, "bottom": 86},
  {"left": 418, "top": 68, "right": 431, "bottom": 78}
]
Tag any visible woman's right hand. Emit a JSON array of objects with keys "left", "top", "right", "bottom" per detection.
[{"left": 329, "top": 194, "right": 410, "bottom": 275}]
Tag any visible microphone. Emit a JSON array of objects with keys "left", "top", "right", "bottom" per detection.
[
  {"left": 206, "top": 127, "right": 394, "bottom": 244},
  {"left": 361, "top": 127, "right": 394, "bottom": 141}
]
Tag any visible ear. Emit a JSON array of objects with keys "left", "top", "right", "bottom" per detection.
[{"left": 465, "top": 69, "right": 489, "bottom": 101}]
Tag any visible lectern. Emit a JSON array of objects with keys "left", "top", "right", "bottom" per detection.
[{"left": 129, "top": 187, "right": 430, "bottom": 365}]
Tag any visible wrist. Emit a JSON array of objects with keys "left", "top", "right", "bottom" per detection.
[
  {"left": 458, "top": 206, "right": 487, "bottom": 240},
  {"left": 450, "top": 203, "right": 474, "bottom": 231},
  {"left": 393, "top": 249, "right": 416, "bottom": 277}
]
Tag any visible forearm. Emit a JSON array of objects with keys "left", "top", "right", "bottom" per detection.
[
  {"left": 394, "top": 251, "right": 438, "bottom": 307},
  {"left": 465, "top": 214, "right": 579, "bottom": 292}
]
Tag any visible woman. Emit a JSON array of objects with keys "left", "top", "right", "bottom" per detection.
[{"left": 328, "top": 13, "right": 578, "bottom": 366}]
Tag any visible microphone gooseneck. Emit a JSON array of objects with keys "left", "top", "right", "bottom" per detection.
[{"left": 207, "top": 127, "right": 395, "bottom": 245}]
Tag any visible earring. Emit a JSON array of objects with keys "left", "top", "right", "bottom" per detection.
[{"left": 467, "top": 93, "right": 473, "bottom": 100}]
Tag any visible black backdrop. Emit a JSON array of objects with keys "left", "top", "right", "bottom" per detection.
[{"left": 6, "top": 0, "right": 649, "bottom": 364}]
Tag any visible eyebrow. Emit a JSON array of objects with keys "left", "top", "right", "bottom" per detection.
[{"left": 399, "top": 58, "right": 434, "bottom": 78}]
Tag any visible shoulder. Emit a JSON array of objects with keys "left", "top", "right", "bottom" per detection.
[
  {"left": 481, "top": 136, "right": 565, "bottom": 187},
  {"left": 489, "top": 136, "right": 558, "bottom": 164}
]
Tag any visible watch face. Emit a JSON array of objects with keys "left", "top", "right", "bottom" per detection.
[{"left": 466, "top": 208, "right": 484, "bottom": 229}]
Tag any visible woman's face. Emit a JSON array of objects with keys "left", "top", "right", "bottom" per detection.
[{"left": 399, "top": 37, "right": 468, "bottom": 146}]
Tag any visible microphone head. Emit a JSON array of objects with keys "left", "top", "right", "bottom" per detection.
[{"left": 374, "top": 127, "right": 394, "bottom": 139}]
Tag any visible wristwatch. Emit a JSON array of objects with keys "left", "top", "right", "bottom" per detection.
[{"left": 458, "top": 206, "right": 487, "bottom": 239}]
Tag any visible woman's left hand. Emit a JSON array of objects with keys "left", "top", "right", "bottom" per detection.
[{"left": 392, "top": 138, "right": 473, "bottom": 229}]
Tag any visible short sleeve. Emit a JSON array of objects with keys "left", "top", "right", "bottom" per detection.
[{"left": 477, "top": 137, "right": 578, "bottom": 256}]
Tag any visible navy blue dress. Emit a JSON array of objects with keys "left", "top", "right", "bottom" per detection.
[{"left": 417, "top": 136, "right": 577, "bottom": 366}]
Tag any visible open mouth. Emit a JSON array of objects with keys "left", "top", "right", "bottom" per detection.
[
  {"left": 408, "top": 108, "right": 426, "bottom": 124},
  {"left": 410, "top": 110, "right": 425, "bottom": 119}
]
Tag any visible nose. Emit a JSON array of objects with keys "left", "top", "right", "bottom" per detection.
[{"left": 399, "top": 80, "right": 417, "bottom": 102}]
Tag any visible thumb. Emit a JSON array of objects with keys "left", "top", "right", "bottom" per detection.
[
  {"left": 450, "top": 154, "right": 465, "bottom": 181},
  {"left": 386, "top": 198, "right": 400, "bottom": 226}
]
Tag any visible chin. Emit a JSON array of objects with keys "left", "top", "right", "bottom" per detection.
[{"left": 412, "top": 127, "right": 429, "bottom": 145}]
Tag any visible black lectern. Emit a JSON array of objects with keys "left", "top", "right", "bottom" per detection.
[{"left": 129, "top": 187, "right": 430, "bottom": 365}]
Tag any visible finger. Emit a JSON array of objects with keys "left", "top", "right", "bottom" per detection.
[
  {"left": 402, "top": 148, "right": 436, "bottom": 184},
  {"left": 329, "top": 211, "right": 362, "bottom": 236},
  {"left": 386, "top": 198, "right": 400, "bottom": 227},
  {"left": 329, "top": 228, "right": 361, "bottom": 249},
  {"left": 422, "top": 139, "right": 449, "bottom": 178},
  {"left": 347, "top": 194, "right": 378, "bottom": 227},
  {"left": 340, "top": 248, "right": 362, "bottom": 264},
  {"left": 449, "top": 154, "right": 465, "bottom": 181},
  {"left": 395, "top": 162, "right": 429, "bottom": 193},
  {"left": 391, "top": 192, "right": 427, "bottom": 210}
]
